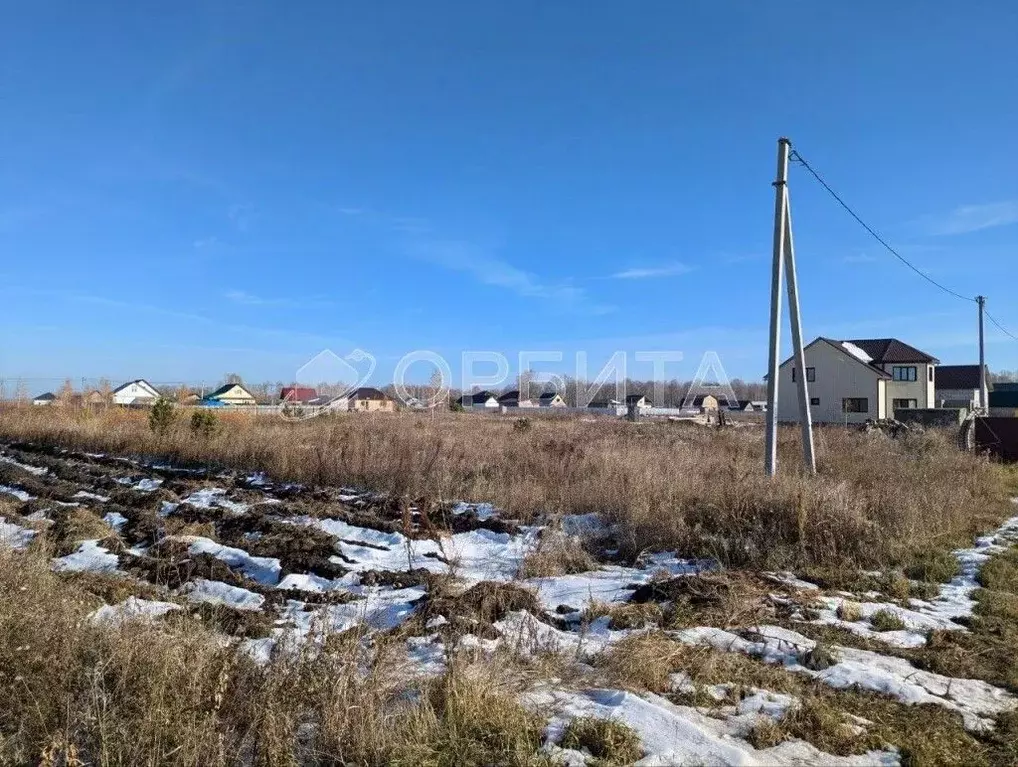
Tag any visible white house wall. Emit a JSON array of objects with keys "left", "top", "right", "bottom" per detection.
[
  {"left": 777, "top": 341, "right": 884, "bottom": 424},
  {"left": 112, "top": 382, "right": 159, "bottom": 405}
]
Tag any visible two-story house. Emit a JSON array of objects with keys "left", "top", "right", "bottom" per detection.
[{"left": 776, "top": 337, "right": 939, "bottom": 424}]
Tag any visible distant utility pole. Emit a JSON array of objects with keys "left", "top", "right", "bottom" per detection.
[
  {"left": 764, "top": 137, "right": 816, "bottom": 477},
  {"left": 977, "top": 295, "right": 988, "bottom": 411}
]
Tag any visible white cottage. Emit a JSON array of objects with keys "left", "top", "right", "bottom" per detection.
[{"left": 112, "top": 379, "right": 161, "bottom": 406}]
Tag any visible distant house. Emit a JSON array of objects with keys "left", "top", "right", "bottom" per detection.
[
  {"left": 345, "top": 387, "right": 395, "bottom": 413},
  {"left": 280, "top": 386, "right": 318, "bottom": 404},
  {"left": 459, "top": 391, "right": 500, "bottom": 409},
  {"left": 81, "top": 390, "right": 106, "bottom": 407},
  {"left": 497, "top": 390, "right": 536, "bottom": 408},
  {"left": 690, "top": 394, "right": 720, "bottom": 412},
  {"left": 587, "top": 398, "right": 625, "bottom": 415},
  {"left": 32, "top": 392, "right": 57, "bottom": 406},
  {"left": 112, "top": 379, "right": 161, "bottom": 406},
  {"left": 935, "top": 365, "right": 987, "bottom": 409},
  {"left": 775, "top": 337, "right": 938, "bottom": 424},
  {"left": 730, "top": 400, "right": 756, "bottom": 412},
  {"left": 538, "top": 392, "right": 567, "bottom": 408},
  {"left": 625, "top": 394, "right": 651, "bottom": 409},
  {"left": 203, "top": 382, "right": 257, "bottom": 407}
]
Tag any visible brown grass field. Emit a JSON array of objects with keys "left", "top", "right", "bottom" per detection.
[
  {"left": 1, "top": 404, "right": 1018, "bottom": 765},
  {"left": 0, "top": 405, "right": 1013, "bottom": 571}
]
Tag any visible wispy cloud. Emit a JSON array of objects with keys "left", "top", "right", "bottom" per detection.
[
  {"left": 924, "top": 200, "right": 1018, "bottom": 236},
  {"left": 228, "top": 203, "right": 254, "bottom": 233},
  {"left": 224, "top": 290, "right": 333, "bottom": 309},
  {"left": 193, "top": 235, "right": 221, "bottom": 250},
  {"left": 842, "top": 252, "right": 877, "bottom": 264},
  {"left": 410, "top": 240, "right": 614, "bottom": 315},
  {"left": 611, "top": 262, "right": 694, "bottom": 280}
]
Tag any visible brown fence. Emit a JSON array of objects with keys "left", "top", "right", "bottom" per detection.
[{"left": 975, "top": 417, "right": 1018, "bottom": 462}]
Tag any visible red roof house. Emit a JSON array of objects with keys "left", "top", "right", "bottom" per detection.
[{"left": 280, "top": 386, "right": 318, "bottom": 403}]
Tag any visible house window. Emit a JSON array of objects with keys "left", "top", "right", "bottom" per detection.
[
  {"left": 892, "top": 366, "right": 917, "bottom": 382},
  {"left": 842, "top": 398, "right": 868, "bottom": 413},
  {"left": 810, "top": 397, "right": 820, "bottom": 406},
  {"left": 806, "top": 367, "right": 815, "bottom": 382},
  {"left": 929, "top": 367, "right": 934, "bottom": 382},
  {"left": 791, "top": 368, "right": 795, "bottom": 382},
  {"left": 893, "top": 398, "right": 918, "bottom": 409}
]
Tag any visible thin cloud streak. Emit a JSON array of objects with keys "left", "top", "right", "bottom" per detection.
[
  {"left": 924, "top": 200, "right": 1018, "bottom": 236},
  {"left": 224, "top": 289, "right": 333, "bottom": 309},
  {"left": 409, "top": 239, "right": 615, "bottom": 315},
  {"left": 611, "top": 263, "right": 694, "bottom": 280}
]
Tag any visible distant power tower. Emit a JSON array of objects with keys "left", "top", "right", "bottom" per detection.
[{"left": 764, "top": 138, "right": 816, "bottom": 477}]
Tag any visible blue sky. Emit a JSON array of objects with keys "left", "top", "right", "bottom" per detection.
[{"left": 2, "top": 1, "right": 1017, "bottom": 387}]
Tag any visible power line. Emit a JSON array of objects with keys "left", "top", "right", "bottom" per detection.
[
  {"left": 986, "top": 309, "right": 1018, "bottom": 343},
  {"left": 788, "top": 149, "right": 976, "bottom": 304}
]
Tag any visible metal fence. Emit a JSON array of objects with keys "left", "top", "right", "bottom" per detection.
[{"left": 975, "top": 417, "right": 1018, "bottom": 462}]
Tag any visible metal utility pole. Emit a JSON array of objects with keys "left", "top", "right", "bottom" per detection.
[
  {"left": 765, "top": 137, "right": 816, "bottom": 476},
  {"left": 977, "top": 295, "right": 988, "bottom": 411}
]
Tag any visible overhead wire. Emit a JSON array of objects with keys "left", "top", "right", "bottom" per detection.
[{"left": 788, "top": 149, "right": 976, "bottom": 304}]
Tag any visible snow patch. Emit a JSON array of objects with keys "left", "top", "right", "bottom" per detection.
[
  {"left": 52, "top": 540, "right": 119, "bottom": 573},
  {"left": 0, "top": 455, "right": 48, "bottom": 475},
  {"left": 181, "top": 579, "right": 265, "bottom": 611},
  {"left": 0, "top": 517, "right": 36, "bottom": 550},
  {"left": 675, "top": 624, "right": 1016, "bottom": 731},
  {"left": 73, "top": 490, "right": 111, "bottom": 503},
  {"left": 0, "top": 485, "right": 33, "bottom": 502},
  {"left": 532, "top": 687, "right": 897, "bottom": 766},
  {"left": 103, "top": 511, "right": 128, "bottom": 532},
  {"left": 91, "top": 596, "right": 181, "bottom": 625},
  {"left": 181, "top": 488, "right": 248, "bottom": 515},
  {"left": 184, "top": 536, "right": 281, "bottom": 585}
]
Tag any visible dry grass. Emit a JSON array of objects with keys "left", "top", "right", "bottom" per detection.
[
  {"left": 594, "top": 633, "right": 1002, "bottom": 764},
  {"left": 518, "top": 528, "right": 596, "bottom": 579},
  {"left": 559, "top": 716, "right": 643, "bottom": 765},
  {"left": 0, "top": 544, "right": 559, "bottom": 766},
  {"left": 869, "top": 609, "right": 906, "bottom": 632},
  {"left": 3, "top": 406, "right": 1010, "bottom": 573}
]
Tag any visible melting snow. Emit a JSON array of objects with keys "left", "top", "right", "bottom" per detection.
[
  {"left": 842, "top": 342, "right": 874, "bottom": 363},
  {"left": 532, "top": 687, "right": 897, "bottom": 766},
  {"left": 184, "top": 536, "right": 282, "bottom": 585},
  {"left": 91, "top": 596, "right": 181, "bottom": 625},
  {"left": 0, "top": 455, "right": 48, "bottom": 475},
  {"left": 276, "top": 572, "right": 360, "bottom": 592},
  {"left": 295, "top": 516, "right": 540, "bottom": 583},
  {"left": 451, "top": 501, "right": 497, "bottom": 521},
  {"left": 0, "top": 517, "right": 36, "bottom": 550},
  {"left": 277, "top": 585, "right": 424, "bottom": 637},
  {"left": 181, "top": 488, "right": 248, "bottom": 515},
  {"left": 0, "top": 485, "right": 33, "bottom": 501},
  {"left": 181, "top": 579, "right": 265, "bottom": 611},
  {"left": 73, "top": 490, "right": 111, "bottom": 502},
  {"left": 676, "top": 624, "right": 1016, "bottom": 731},
  {"left": 103, "top": 511, "right": 128, "bottom": 532},
  {"left": 52, "top": 540, "right": 119, "bottom": 573},
  {"left": 919, "top": 513, "right": 1018, "bottom": 622},
  {"left": 494, "top": 610, "right": 630, "bottom": 658}
]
